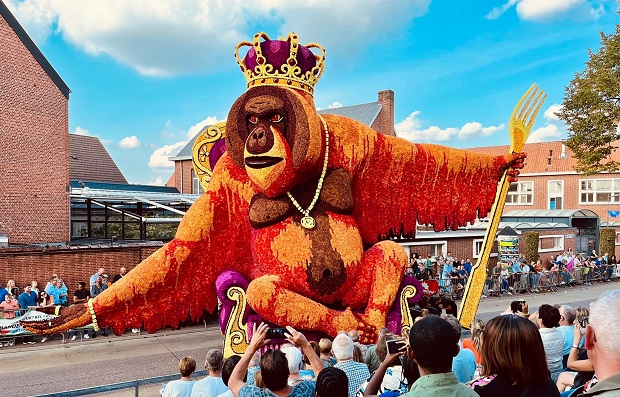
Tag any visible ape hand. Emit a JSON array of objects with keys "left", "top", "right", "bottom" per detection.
[
  {"left": 21, "top": 304, "right": 91, "bottom": 334},
  {"left": 500, "top": 152, "right": 526, "bottom": 182}
]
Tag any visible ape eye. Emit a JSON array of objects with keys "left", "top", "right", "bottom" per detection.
[
  {"left": 270, "top": 114, "right": 283, "bottom": 123},
  {"left": 248, "top": 115, "right": 259, "bottom": 124}
]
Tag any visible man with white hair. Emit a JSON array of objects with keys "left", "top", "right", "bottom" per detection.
[
  {"left": 558, "top": 305, "right": 577, "bottom": 367},
  {"left": 333, "top": 333, "right": 370, "bottom": 397},
  {"left": 581, "top": 289, "right": 620, "bottom": 396},
  {"left": 191, "top": 348, "right": 228, "bottom": 397},
  {"left": 281, "top": 345, "right": 305, "bottom": 386}
]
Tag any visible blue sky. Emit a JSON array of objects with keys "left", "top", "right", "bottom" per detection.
[{"left": 5, "top": 0, "right": 619, "bottom": 185}]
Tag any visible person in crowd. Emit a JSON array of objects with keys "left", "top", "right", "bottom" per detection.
[
  {"left": 556, "top": 319, "right": 594, "bottom": 394},
  {"left": 537, "top": 304, "right": 564, "bottom": 382},
  {"left": 348, "top": 329, "right": 368, "bottom": 358},
  {"left": 462, "top": 319, "right": 484, "bottom": 364},
  {"left": 333, "top": 332, "right": 371, "bottom": 397},
  {"left": 246, "top": 351, "right": 261, "bottom": 386},
  {"left": 415, "top": 262, "right": 431, "bottom": 281},
  {"left": 353, "top": 344, "right": 365, "bottom": 364},
  {"left": 30, "top": 280, "right": 39, "bottom": 297},
  {"left": 442, "top": 315, "right": 477, "bottom": 383},
  {"left": 73, "top": 282, "right": 90, "bottom": 305},
  {"left": 18, "top": 284, "right": 38, "bottom": 310},
  {"left": 45, "top": 276, "right": 61, "bottom": 305},
  {"left": 319, "top": 338, "right": 336, "bottom": 368},
  {"left": 229, "top": 323, "right": 323, "bottom": 397},
  {"left": 38, "top": 290, "right": 54, "bottom": 307},
  {"left": 90, "top": 275, "right": 107, "bottom": 298},
  {"left": 463, "top": 258, "right": 473, "bottom": 276},
  {"left": 162, "top": 356, "right": 196, "bottom": 397},
  {"left": 282, "top": 344, "right": 307, "bottom": 386},
  {"left": 102, "top": 274, "right": 112, "bottom": 287},
  {"left": 191, "top": 349, "right": 228, "bottom": 397},
  {"left": 402, "top": 315, "right": 478, "bottom": 396},
  {"left": 56, "top": 277, "right": 69, "bottom": 306},
  {"left": 0, "top": 293, "right": 20, "bottom": 318},
  {"left": 0, "top": 279, "right": 15, "bottom": 301},
  {"left": 366, "top": 328, "right": 390, "bottom": 373},
  {"left": 557, "top": 305, "right": 577, "bottom": 368},
  {"left": 90, "top": 267, "right": 105, "bottom": 287},
  {"left": 314, "top": 366, "right": 348, "bottom": 397},
  {"left": 578, "top": 289, "right": 620, "bottom": 396},
  {"left": 218, "top": 355, "right": 242, "bottom": 397},
  {"left": 470, "top": 314, "right": 560, "bottom": 397},
  {"left": 360, "top": 334, "right": 416, "bottom": 396},
  {"left": 90, "top": 276, "right": 108, "bottom": 337},
  {"left": 113, "top": 266, "right": 127, "bottom": 283},
  {"left": 253, "top": 371, "right": 265, "bottom": 389}
]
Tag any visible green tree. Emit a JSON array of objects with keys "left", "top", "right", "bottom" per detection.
[{"left": 559, "top": 25, "right": 620, "bottom": 175}]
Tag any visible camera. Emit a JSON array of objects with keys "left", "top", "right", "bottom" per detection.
[
  {"left": 386, "top": 339, "right": 406, "bottom": 354},
  {"left": 510, "top": 300, "right": 526, "bottom": 313},
  {"left": 578, "top": 317, "right": 589, "bottom": 329},
  {"left": 266, "top": 328, "right": 287, "bottom": 339}
]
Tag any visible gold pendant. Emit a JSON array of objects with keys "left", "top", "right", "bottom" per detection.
[{"left": 300, "top": 216, "right": 316, "bottom": 229}]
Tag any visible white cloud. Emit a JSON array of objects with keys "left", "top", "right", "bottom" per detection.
[
  {"left": 328, "top": 102, "right": 343, "bottom": 109},
  {"left": 543, "top": 103, "right": 563, "bottom": 122},
  {"left": 148, "top": 141, "right": 187, "bottom": 169},
  {"left": 527, "top": 124, "right": 563, "bottom": 143},
  {"left": 73, "top": 126, "right": 93, "bottom": 136},
  {"left": 119, "top": 135, "right": 142, "bottom": 149},
  {"left": 485, "top": 0, "right": 607, "bottom": 21},
  {"left": 147, "top": 177, "right": 164, "bottom": 186},
  {"left": 9, "top": 0, "right": 430, "bottom": 76},
  {"left": 187, "top": 116, "right": 221, "bottom": 139},
  {"left": 395, "top": 111, "right": 504, "bottom": 142}
]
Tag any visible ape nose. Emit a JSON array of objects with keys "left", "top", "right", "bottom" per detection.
[{"left": 252, "top": 130, "right": 264, "bottom": 140}]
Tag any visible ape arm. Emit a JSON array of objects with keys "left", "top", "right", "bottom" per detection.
[
  {"left": 324, "top": 114, "right": 515, "bottom": 244},
  {"left": 24, "top": 156, "right": 255, "bottom": 335}
]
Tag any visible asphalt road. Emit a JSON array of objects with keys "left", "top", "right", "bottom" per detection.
[{"left": 0, "top": 281, "right": 618, "bottom": 397}]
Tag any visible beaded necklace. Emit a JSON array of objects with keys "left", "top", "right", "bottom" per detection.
[{"left": 286, "top": 116, "right": 329, "bottom": 229}]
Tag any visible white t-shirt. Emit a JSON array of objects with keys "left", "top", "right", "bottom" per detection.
[
  {"left": 163, "top": 380, "right": 196, "bottom": 397},
  {"left": 191, "top": 376, "right": 229, "bottom": 397}
]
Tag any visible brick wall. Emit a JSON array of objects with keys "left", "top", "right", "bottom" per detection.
[
  {"left": 172, "top": 160, "right": 195, "bottom": 194},
  {"left": 0, "top": 14, "right": 70, "bottom": 244},
  {"left": 0, "top": 245, "right": 161, "bottom": 293}
]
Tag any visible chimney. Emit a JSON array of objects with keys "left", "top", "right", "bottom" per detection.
[
  {"left": 559, "top": 142, "right": 567, "bottom": 158},
  {"left": 377, "top": 90, "right": 395, "bottom": 136}
]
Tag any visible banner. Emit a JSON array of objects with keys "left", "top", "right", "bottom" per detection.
[{"left": 0, "top": 310, "right": 58, "bottom": 335}]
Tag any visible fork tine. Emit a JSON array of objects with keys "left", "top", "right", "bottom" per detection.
[
  {"left": 511, "top": 84, "right": 536, "bottom": 120},
  {"left": 526, "top": 92, "right": 547, "bottom": 129},
  {"left": 517, "top": 85, "right": 539, "bottom": 121},
  {"left": 522, "top": 89, "right": 544, "bottom": 123}
]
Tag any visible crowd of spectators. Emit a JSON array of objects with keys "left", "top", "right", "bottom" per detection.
[
  {"left": 0, "top": 266, "right": 130, "bottom": 345},
  {"left": 154, "top": 289, "right": 619, "bottom": 397},
  {"left": 408, "top": 250, "right": 619, "bottom": 299}
]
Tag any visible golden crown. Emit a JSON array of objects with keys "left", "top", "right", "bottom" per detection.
[{"left": 234, "top": 32, "right": 325, "bottom": 96}]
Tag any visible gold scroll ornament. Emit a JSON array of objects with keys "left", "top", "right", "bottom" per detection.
[
  {"left": 222, "top": 286, "right": 250, "bottom": 358},
  {"left": 458, "top": 84, "right": 546, "bottom": 329},
  {"left": 400, "top": 285, "right": 418, "bottom": 335},
  {"left": 192, "top": 122, "right": 227, "bottom": 191}
]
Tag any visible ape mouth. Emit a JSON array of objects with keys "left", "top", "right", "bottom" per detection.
[{"left": 245, "top": 156, "right": 283, "bottom": 169}]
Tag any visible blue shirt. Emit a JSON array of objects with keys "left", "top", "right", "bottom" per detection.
[
  {"left": 334, "top": 359, "right": 371, "bottom": 397},
  {"left": 464, "top": 262, "right": 472, "bottom": 274},
  {"left": 45, "top": 285, "right": 60, "bottom": 304},
  {"left": 56, "top": 283, "right": 68, "bottom": 305},
  {"left": 18, "top": 291, "right": 38, "bottom": 309},
  {"left": 452, "top": 345, "right": 477, "bottom": 383}
]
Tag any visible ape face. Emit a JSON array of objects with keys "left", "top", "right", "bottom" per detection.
[{"left": 226, "top": 86, "right": 324, "bottom": 197}]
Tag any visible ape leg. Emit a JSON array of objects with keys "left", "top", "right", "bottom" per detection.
[{"left": 342, "top": 240, "right": 408, "bottom": 342}]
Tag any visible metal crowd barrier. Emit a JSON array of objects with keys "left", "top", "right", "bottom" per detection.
[{"left": 29, "top": 370, "right": 208, "bottom": 397}]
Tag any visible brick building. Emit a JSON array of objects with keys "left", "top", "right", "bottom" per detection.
[{"left": 0, "top": 0, "right": 71, "bottom": 245}]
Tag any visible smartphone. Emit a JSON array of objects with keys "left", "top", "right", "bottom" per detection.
[
  {"left": 510, "top": 300, "right": 525, "bottom": 313},
  {"left": 386, "top": 339, "right": 406, "bottom": 354},
  {"left": 266, "top": 328, "right": 287, "bottom": 339}
]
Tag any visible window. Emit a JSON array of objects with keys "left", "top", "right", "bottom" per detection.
[
  {"left": 579, "top": 178, "right": 620, "bottom": 204},
  {"left": 192, "top": 169, "right": 204, "bottom": 195},
  {"left": 473, "top": 239, "right": 498, "bottom": 259},
  {"left": 506, "top": 181, "right": 533, "bottom": 205},
  {"left": 548, "top": 180, "right": 563, "bottom": 210},
  {"left": 538, "top": 235, "right": 564, "bottom": 252},
  {"left": 398, "top": 241, "right": 447, "bottom": 258}
]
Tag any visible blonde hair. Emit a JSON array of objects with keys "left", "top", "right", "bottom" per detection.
[
  {"left": 471, "top": 319, "right": 485, "bottom": 351},
  {"left": 179, "top": 356, "right": 196, "bottom": 377},
  {"left": 319, "top": 338, "right": 332, "bottom": 354}
]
